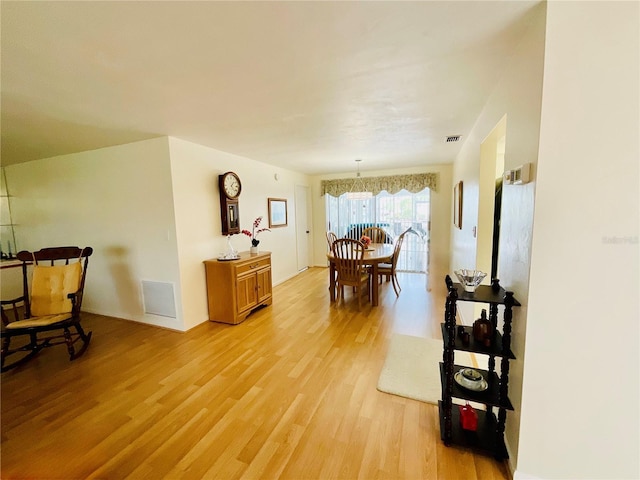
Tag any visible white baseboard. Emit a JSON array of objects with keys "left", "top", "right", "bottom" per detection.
[
  {"left": 513, "top": 470, "right": 542, "bottom": 480},
  {"left": 273, "top": 270, "right": 301, "bottom": 287}
]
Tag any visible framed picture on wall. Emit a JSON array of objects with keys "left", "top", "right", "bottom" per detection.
[
  {"left": 454, "top": 181, "right": 463, "bottom": 229},
  {"left": 268, "top": 198, "right": 287, "bottom": 228}
]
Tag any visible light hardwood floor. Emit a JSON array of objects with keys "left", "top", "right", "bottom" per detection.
[{"left": 1, "top": 267, "right": 511, "bottom": 479}]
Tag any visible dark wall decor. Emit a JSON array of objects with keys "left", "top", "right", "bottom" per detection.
[{"left": 219, "top": 171, "right": 242, "bottom": 235}]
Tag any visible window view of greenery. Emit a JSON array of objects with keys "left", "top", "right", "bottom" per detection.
[{"left": 326, "top": 188, "right": 430, "bottom": 273}]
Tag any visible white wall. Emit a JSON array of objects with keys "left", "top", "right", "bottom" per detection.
[
  {"left": 309, "top": 164, "right": 452, "bottom": 281},
  {"left": 167, "top": 137, "right": 310, "bottom": 330},
  {"left": 3, "top": 138, "right": 185, "bottom": 330},
  {"left": 516, "top": 2, "right": 639, "bottom": 479},
  {"left": 450, "top": 3, "right": 546, "bottom": 471},
  {"left": 0, "top": 262, "right": 25, "bottom": 300},
  {"left": 2, "top": 136, "right": 311, "bottom": 332}
]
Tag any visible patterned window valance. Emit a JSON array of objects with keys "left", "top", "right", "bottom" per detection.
[{"left": 321, "top": 172, "right": 438, "bottom": 197}]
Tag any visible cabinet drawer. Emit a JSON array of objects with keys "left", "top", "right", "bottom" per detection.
[{"left": 235, "top": 257, "right": 270, "bottom": 275}]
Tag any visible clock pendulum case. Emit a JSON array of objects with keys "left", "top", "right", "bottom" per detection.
[{"left": 219, "top": 171, "right": 242, "bottom": 235}]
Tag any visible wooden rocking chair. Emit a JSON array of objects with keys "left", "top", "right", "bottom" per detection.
[{"left": 1, "top": 246, "right": 93, "bottom": 372}]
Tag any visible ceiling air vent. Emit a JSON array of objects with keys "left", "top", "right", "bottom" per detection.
[{"left": 446, "top": 135, "right": 462, "bottom": 143}]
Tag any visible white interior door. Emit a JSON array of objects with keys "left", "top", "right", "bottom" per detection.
[{"left": 295, "top": 185, "right": 310, "bottom": 271}]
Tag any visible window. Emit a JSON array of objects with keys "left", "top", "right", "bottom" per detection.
[{"left": 326, "top": 188, "right": 430, "bottom": 273}]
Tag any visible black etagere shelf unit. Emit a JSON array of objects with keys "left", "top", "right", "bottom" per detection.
[{"left": 439, "top": 275, "right": 521, "bottom": 459}]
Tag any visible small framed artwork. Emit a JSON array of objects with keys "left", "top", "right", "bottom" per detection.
[
  {"left": 268, "top": 198, "right": 288, "bottom": 228},
  {"left": 453, "top": 181, "right": 463, "bottom": 229}
]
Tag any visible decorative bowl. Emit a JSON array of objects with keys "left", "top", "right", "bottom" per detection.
[
  {"left": 454, "top": 368, "right": 488, "bottom": 392},
  {"left": 454, "top": 269, "right": 487, "bottom": 293}
]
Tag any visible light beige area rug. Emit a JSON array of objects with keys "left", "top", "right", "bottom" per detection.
[{"left": 376, "top": 334, "right": 486, "bottom": 404}]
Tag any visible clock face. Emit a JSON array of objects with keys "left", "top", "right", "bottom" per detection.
[{"left": 222, "top": 172, "right": 241, "bottom": 198}]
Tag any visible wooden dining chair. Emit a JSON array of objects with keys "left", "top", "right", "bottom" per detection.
[
  {"left": 377, "top": 228, "right": 410, "bottom": 296},
  {"left": 331, "top": 238, "right": 370, "bottom": 309},
  {"left": 325, "top": 231, "right": 339, "bottom": 291},
  {"left": 361, "top": 226, "right": 392, "bottom": 244},
  {"left": 325, "top": 231, "right": 338, "bottom": 250},
  {"left": 1, "top": 246, "right": 93, "bottom": 372}
]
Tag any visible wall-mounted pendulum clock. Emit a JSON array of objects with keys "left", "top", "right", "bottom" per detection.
[{"left": 219, "top": 171, "right": 242, "bottom": 235}]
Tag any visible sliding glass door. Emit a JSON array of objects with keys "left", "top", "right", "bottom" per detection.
[{"left": 326, "top": 188, "right": 430, "bottom": 273}]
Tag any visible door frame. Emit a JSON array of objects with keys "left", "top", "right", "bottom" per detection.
[{"left": 294, "top": 184, "right": 311, "bottom": 271}]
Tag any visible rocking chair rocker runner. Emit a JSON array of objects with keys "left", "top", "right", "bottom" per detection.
[{"left": 1, "top": 246, "right": 93, "bottom": 372}]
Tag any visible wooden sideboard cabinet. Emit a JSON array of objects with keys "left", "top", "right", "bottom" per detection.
[{"left": 204, "top": 251, "right": 272, "bottom": 325}]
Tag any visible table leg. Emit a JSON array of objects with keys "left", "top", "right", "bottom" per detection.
[
  {"left": 371, "top": 263, "right": 379, "bottom": 306},
  {"left": 329, "top": 262, "right": 336, "bottom": 302}
]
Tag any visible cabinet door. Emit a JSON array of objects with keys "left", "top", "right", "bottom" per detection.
[
  {"left": 256, "top": 266, "right": 272, "bottom": 303},
  {"left": 236, "top": 273, "right": 258, "bottom": 313}
]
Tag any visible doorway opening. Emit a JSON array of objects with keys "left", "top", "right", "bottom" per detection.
[
  {"left": 477, "top": 115, "right": 507, "bottom": 281},
  {"left": 474, "top": 116, "right": 507, "bottom": 320}
]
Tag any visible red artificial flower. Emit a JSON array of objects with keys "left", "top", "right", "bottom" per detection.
[{"left": 242, "top": 217, "right": 270, "bottom": 240}]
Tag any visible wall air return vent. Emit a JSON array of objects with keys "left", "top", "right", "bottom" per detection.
[
  {"left": 141, "top": 280, "right": 176, "bottom": 318},
  {"left": 446, "top": 135, "right": 462, "bottom": 143}
]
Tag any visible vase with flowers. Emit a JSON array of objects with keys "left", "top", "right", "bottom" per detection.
[
  {"left": 360, "top": 235, "right": 372, "bottom": 249},
  {"left": 242, "top": 216, "right": 270, "bottom": 254}
]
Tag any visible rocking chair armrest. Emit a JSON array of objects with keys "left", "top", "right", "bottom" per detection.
[
  {"left": 1, "top": 296, "right": 26, "bottom": 326},
  {"left": 1, "top": 295, "right": 25, "bottom": 306},
  {"left": 67, "top": 291, "right": 83, "bottom": 310}
]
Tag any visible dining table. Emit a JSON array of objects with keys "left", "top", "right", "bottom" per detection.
[{"left": 326, "top": 242, "right": 394, "bottom": 307}]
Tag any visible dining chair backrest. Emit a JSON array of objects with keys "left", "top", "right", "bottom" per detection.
[
  {"left": 377, "top": 227, "right": 411, "bottom": 296},
  {"left": 326, "top": 231, "right": 338, "bottom": 250},
  {"left": 332, "top": 238, "right": 366, "bottom": 284},
  {"left": 392, "top": 228, "right": 410, "bottom": 265},
  {"left": 361, "top": 226, "right": 392, "bottom": 244}
]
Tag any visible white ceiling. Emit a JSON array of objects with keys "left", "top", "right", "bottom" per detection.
[{"left": 1, "top": 1, "right": 540, "bottom": 175}]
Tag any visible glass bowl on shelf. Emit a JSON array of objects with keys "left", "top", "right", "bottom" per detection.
[{"left": 454, "top": 269, "right": 487, "bottom": 293}]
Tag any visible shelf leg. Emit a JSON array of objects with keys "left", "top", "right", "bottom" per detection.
[
  {"left": 442, "top": 277, "right": 458, "bottom": 444},
  {"left": 500, "top": 292, "right": 514, "bottom": 404},
  {"left": 488, "top": 354, "right": 496, "bottom": 375},
  {"left": 489, "top": 302, "right": 499, "bottom": 333},
  {"left": 496, "top": 406, "right": 507, "bottom": 459},
  {"left": 488, "top": 302, "right": 498, "bottom": 375},
  {"left": 495, "top": 292, "right": 516, "bottom": 460}
]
